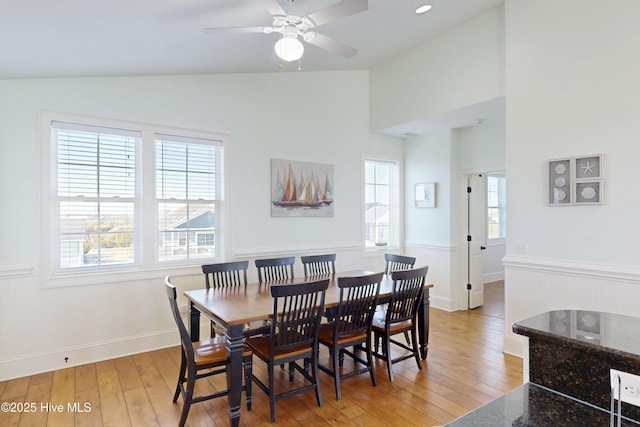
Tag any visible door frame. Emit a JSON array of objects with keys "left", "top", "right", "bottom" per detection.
[{"left": 459, "top": 168, "right": 505, "bottom": 310}]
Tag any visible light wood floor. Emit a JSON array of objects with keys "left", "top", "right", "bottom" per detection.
[{"left": 0, "top": 283, "right": 521, "bottom": 426}]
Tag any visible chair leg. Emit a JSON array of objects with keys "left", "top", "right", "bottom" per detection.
[
  {"left": 268, "top": 364, "right": 276, "bottom": 423},
  {"left": 384, "top": 334, "right": 394, "bottom": 382},
  {"left": 333, "top": 346, "right": 342, "bottom": 401},
  {"left": 312, "top": 350, "right": 323, "bottom": 408},
  {"left": 178, "top": 367, "right": 196, "bottom": 427},
  {"left": 243, "top": 355, "right": 252, "bottom": 411},
  {"left": 403, "top": 330, "right": 411, "bottom": 345},
  {"left": 173, "top": 352, "right": 187, "bottom": 402},
  {"left": 411, "top": 327, "right": 422, "bottom": 370},
  {"left": 366, "top": 340, "right": 377, "bottom": 387}
]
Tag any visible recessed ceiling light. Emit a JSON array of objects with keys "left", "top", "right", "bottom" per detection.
[{"left": 415, "top": 4, "right": 433, "bottom": 14}]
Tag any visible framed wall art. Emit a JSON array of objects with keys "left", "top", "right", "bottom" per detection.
[
  {"left": 415, "top": 182, "right": 436, "bottom": 208},
  {"left": 548, "top": 159, "right": 572, "bottom": 205},
  {"left": 271, "top": 158, "right": 334, "bottom": 217},
  {"left": 548, "top": 154, "right": 603, "bottom": 206}
]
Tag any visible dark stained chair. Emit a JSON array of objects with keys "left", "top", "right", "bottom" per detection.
[
  {"left": 255, "top": 256, "right": 295, "bottom": 283},
  {"left": 372, "top": 266, "right": 429, "bottom": 382},
  {"left": 202, "top": 260, "right": 249, "bottom": 289},
  {"left": 202, "top": 261, "right": 269, "bottom": 338},
  {"left": 317, "top": 272, "right": 383, "bottom": 400},
  {"left": 382, "top": 253, "right": 417, "bottom": 344},
  {"left": 164, "top": 276, "right": 252, "bottom": 427},
  {"left": 384, "top": 253, "right": 416, "bottom": 275},
  {"left": 301, "top": 253, "right": 336, "bottom": 276},
  {"left": 245, "top": 279, "right": 329, "bottom": 423}
]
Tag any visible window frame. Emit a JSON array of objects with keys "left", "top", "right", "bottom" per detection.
[
  {"left": 40, "top": 110, "right": 228, "bottom": 287},
  {"left": 486, "top": 172, "right": 506, "bottom": 242},
  {"left": 362, "top": 157, "right": 401, "bottom": 252}
]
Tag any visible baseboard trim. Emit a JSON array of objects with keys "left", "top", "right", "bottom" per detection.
[
  {"left": 429, "top": 295, "right": 456, "bottom": 312},
  {"left": 0, "top": 329, "right": 179, "bottom": 382},
  {"left": 484, "top": 271, "right": 504, "bottom": 283},
  {"left": 503, "top": 334, "right": 525, "bottom": 359}
]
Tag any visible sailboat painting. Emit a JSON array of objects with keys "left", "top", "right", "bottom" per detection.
[{"left": 271, "top": 158, "right": 334, "bottom": 217}]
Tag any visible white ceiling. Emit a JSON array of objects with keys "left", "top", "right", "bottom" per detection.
[
  {"left": 0, "top": 0, "right": 504, "bottom": 135},
  {"left": 0, "top": 0, "right": 503, "bottom": 78}
]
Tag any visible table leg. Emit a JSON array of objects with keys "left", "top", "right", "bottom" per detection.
[
  {"left": 417, "top": 288, "right": 431, "bottom": 360},
  {"left": 226, "top": 324, "right": 244, "bottom": 427},
  {"left": 189, "top": 301, "right": 201, "bottom": 342}
]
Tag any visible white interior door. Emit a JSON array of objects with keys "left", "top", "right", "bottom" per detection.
[{"left": 467, "top": 174, "right": 486, "bottom": 309}]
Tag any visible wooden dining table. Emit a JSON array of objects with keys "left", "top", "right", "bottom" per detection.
[{"left": 183, "top": 270, "right": 434, "bottom": 427}]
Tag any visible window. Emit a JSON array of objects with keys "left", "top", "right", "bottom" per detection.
[
  {"left": 364, "top": 159, "right": 399, "bottom": 249},
  {"left": 487, "top": 173, "right": 506, "bottom": 240},
  {"left": 156, "top": 135, "right": 221, "bottom": 262},
  {"left": 47, "top": 114, "right": 225, "bottom": 277}
]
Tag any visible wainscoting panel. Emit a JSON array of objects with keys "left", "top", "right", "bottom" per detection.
[{"left": 503, "top": 255, "right": 640, "bottom": 358}]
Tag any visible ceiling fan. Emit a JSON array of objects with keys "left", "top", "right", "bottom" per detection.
[{"left": 203, "top": 0, "right": 369, "bottom": 63}]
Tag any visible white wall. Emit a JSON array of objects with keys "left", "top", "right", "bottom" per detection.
[
  {"left": 0, "top": 71, "right": 403, "bottom": 380},
  {"left": 370, "top": 5, "right": 505, "bottom": 133},
  {"left": 371, "top": 6, "right": 507, "bottom": 312},
  {"left": 503, "top": 0, "right": 640, "bottom": 357},
  {"left": 404, "top": 130, "right": 461, "bottom": 310},
  {"left": 458, "top": 121, "right": 507, "bottom": 283}
]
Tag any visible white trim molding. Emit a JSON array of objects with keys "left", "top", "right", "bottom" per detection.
[
  {"left": 404, "top": 242, "right": 458, "bottom": 253},
  {"left": 502, "top": 255, "right": 640, "bottom": 284},
  {"left": 0, "top": 329, "right": 178, "bottom": 382},
  {"left": 232, "top": 242, "right": 360, "bottom": 259},
  {"left": 0, "top": 265, "right": 35, "bottom": 279}
]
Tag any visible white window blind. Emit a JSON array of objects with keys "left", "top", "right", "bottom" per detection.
[
  {"left": 487, "top": 173, "right": 506, "bottom": 240},
  {"left": 53, "top": 121, "right": 139, "bottom": 270},
  {"left": 155, "top": 134, "right": 223, "bottom": 262},
  {"left": 364, "top": 159, "right": 398, "bottom": 249}
]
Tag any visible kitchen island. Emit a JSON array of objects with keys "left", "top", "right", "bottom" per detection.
[{"left": 445, "top": 310, "right": 640, "bottom": 426}]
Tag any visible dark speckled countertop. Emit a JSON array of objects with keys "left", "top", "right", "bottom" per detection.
[
  {"left": 512, "top": 310, "right": 640, "bottom": 361},
  {"left": 445, "top": 311, "right": 640, "bottom": 426},
  {"left": 444, "top": 383, "right": 640, "bottom": 426}
]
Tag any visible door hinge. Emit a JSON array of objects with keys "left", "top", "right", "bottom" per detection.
[
  {"left": 467, "top": 283, "right": 472, "bottom": 290},
  {"left": 467, "top": 235, "right": 472, "bottom": 242},
  {"left": 467, "top": 186, "right": 472, "bottom": 193}
]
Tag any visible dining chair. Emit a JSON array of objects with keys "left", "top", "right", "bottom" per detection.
[
  {"left": 202, "top": 261, "right": 270, "bottom": 338},
  {"left": 255, "top": 256, "right": 295, "bottom": 283},
  {"left": 382, "top": 253, "right": 417, "bottom": 345},
  {"left": 245, "top": 278, "right": 329, "bottom": 423},
  {"left": 372, "top": 265, "right": 429, "bottom": 382},
  {"left": 384, "top": 253, "right": 416, "bottom": 275},
  {"left": 202, "top": 260, "right": 249, "bottom": 289},
  {"left": 301, "top": 253, "right": 336, "bottom": 276},
  {"left": 317, "top": 272, "right": 383, "bottom": 400},
  {"left": 164, "top": 276, "right": 252, "bottom": 427}
]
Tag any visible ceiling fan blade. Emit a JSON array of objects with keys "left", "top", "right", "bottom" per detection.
[
  {"left": 306, "top": 0, "right": 368, "bottom": 27},
  {"left": 306, "top": 32, "right": 358, "bottom": 58},
  {"left": 203, "top": 26, "right": 267, "bottom": 35},
  {"left": 261, "top": 0, "right": 287, "bottom": 17}
]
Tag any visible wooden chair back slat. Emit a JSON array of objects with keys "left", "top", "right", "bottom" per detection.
[
  {"left": 202, "top": 261, "right": 249, "bottom": 289},
  {"left": 269, "top": 279, "right": 329, "bottom": 353},
  {"left": 301, "top": 254, "right": 336, "bottom": 276},
  {"left": 384, "top": 253, "right": 416, "bottom": 275},
  {"left": 255, "top": 257, "right": 295, "bottom": 283},
  {"left": 386, "top": 266, "right": 429, "bottom": 326},
  {"left": 334, "top": 272, "right": 383, "bottom": 336}
]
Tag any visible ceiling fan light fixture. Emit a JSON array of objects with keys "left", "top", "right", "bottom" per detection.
[{"left": 274, "top": 35, "right": 304, "bottom": 62}]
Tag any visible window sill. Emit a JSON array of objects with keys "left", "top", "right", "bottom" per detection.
[{"left": 43, "top": 264, "right": 203, "bottom": 289}]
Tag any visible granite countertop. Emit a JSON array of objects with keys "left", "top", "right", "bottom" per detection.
[
  {"left": 444, "top": 383, "right": 640, "bottom": 426},
  {"left": 512, "top": 310, "right": 640, "bottom": 363}
]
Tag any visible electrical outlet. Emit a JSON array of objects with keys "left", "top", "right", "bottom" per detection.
[{"left": 610, "top": 369, "right": 640, "bottom": 407}]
